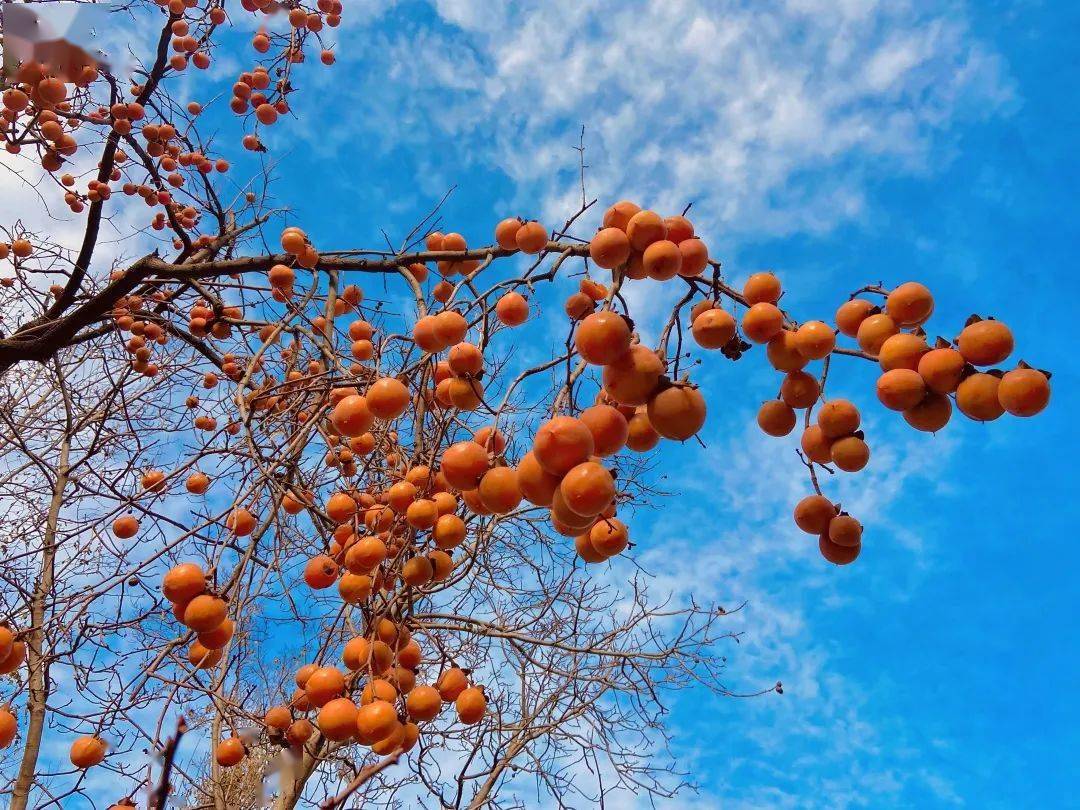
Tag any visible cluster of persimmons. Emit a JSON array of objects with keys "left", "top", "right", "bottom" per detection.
[{"left": 0, "top": 0, "right": 1052, "bottom": 793}]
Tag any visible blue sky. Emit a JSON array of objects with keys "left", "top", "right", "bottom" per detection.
[
  {"left": 214, "top": 1, "right": 1078, "bottom": 807},
  {"left": 4, "top": 0, "right": 1072, "bottom": 806}
]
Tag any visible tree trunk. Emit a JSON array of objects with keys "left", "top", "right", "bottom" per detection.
[{"left": 10, "top": 437, "right": 68, "bottom": 810}]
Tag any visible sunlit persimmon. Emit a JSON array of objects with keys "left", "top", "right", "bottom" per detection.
[
  {"left": 757, "top": 400, "right": 796, "bottom": 437},
  {"left": 878, "top": 332, "right": 928, "bottom": 372},
  {"left": 956, "top": 373, "right": 1005, "bottom": 422},
  {"left": 407, "top": 684, "right": 442, "bottom": 721},
  {"left": 602, "top": 345, "right": 664, "bottom": 406},
  {"left": 742, "top": 303, "right": 784, "bottom": 344},
  {"left": 579, "top": 404, "right": 629, "bottom": 456},
  {"left": 576, "top": 311, "right": 631, "bottom": 365},
  {"left": 589, "top": 227, "right": 631, "bottom": 269},
  {"left": 625, "top": 210, "right": 666, "bottom": 251},
  {"left": 816, "top": 399, "right": 860, "bottom": 439},
  {"left": 647, "top": 385, "right": 706, "bottom": 441},
  {"left": 767, "top": 330, "right": 809, "bottom": 373},
  {"left": 198, "top": 618, "right": 235, "bottom": 650},
  {"left": 162, "top": 563, "right": 205, "bottom": 603},
  {"left": 780, "top": 371, "right": 819, "bottom": 410},
  {"left": 440, "top": 441, "right": 490, "bottom": 490},
  {"left": 830, "top": 436, "right": 870, "bottom": 472},
  {"left": 793, "top": 320, "right": 835, "bottom": 360},
  {"left": 436, "top": 667, "right": 468, "bottom": 701},
  {"left": 602, "top": 200, "right": 641, "bottom": 231},
  {"left": 367, "top": 377, "right": 410, "bottom": 420},
  {"left": 495, "top": 291, "right": 529, "bottom": 326},
  {"left": 835, "top": 298, "right": 876, "bottom": 337},
  {"left": 515, "top": 220, "right": 548, "bottom": 254},
  {"left": 456, "top": 686, "right": 486, "bottom": 724},
  {"left": 903, "top": 392, "right": 952, "bottom": 432},
  {"left": 997, "top": 368, "right": 1050, "bottom": 416},
  {"left": 876, "top": 369, "right": 927, "bottom": 411},
  {"left": 917, "top": 348, "right": 965, "bottom": 394},
  {"left": 625, "top": 408, "right": 660, "bottom": 452},
  {"left": 183, "top": 595, "right": 227, "bottom": 633},
  {"left": 793, "top": 495, "right": 836, "bottom": 535},
  {"left": 533, "top": 416, "right": 595, "bottom": 476},
  {"left": 69, "top": 736, "right": 107, "bottom": 768},
  {"left": 886, "top": 282, "right": 934, "bottom": 326},
  {"left": 957, "top": 319, "right": 1013, "bottom": 366},
  {"left": 692, "top": 307, "right": 737, "bottom": 349},
  {"left": 743, "top": 272, "right": 781, "bottom": 305}
]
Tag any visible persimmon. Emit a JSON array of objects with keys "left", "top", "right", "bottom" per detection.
[
  {"left": 692, "top": 307, "right": 737, "bottom": 349},
  {"left": 886, "top": 282, "right": 934, "bottom": 326},
  {"left": 642, "top": 239, "right": 682, "bottom": 280},
  {"left": 828, "top": 514, "right": 862, "bottom": 547},
  {"left": 625, "top": 210, "right": 666, "bottom": 251},
  {"left": 296, "top": 663, "right": 318, "bottom": 688},
  {"left": 576, "top": 311, "right": 631, "bottom": 365},
  {"left": 515, "top": 220, "right": 548, "bottom": 253},
  {"left": 433, "top": 513, "right": 467, "bottom": 549},
  {"left": 198, "top": 618, "right": 235, "bottom": 650},
  {"left": 817, "top": 399, "right": 860, "bottom": 439},
  {"left": 456, "top": 686, "right": 486, "bottom": 724},
  {"left": 0, "top": 626, "right": 11, "bottom": 662},
  {"left": 678, "top": 237, "right": 709, "bottom": 277},
  {"left": 780, "top": 371, "right": 820, "bottom": 409},
  {"left": 494, "top": 217, "right": 521, "bottom": 249},
  {"left": 998, "top": 368, "right": 1050, "bottom": 417},
  {"left": 303, "top": 555, "right": 339, "bottom": 589},
  {"left": 514, "top": 451, "right": 558, "bottom": 506},
  {"left": 793, "top": 495, "right": 836, "bottom": 534},
  {"left": 429, "top": 549, "right": 454, "bottom": 581},
  {"left": 793, "top": 320, "right": 835, "bottom": 360},
  {"left": 440, "top": 441, "right": 490, "bottom": 490},
  {"left": 878, "top": 332, "right": 928, "bottom": 371},
  {"left": 326, "top": 491, "right": 357, "bottom": 523},
  {"left": 162, "top": 563, "right": 205, "bottom": 603},
  {"left": 406, "top": 498, "right": 439, "bottom": 530},
  {"left": 0, "top": 641, "right": 25, "bottom": 674},
  {"left": 478, "top": 466, "right": 522, "bottom": 514},
  {"left": 533, "top": 416, "right": 595, "bottom": 476},
  {"left": 602, "top": 200, "right": 641, "bottom": 231},
  {"left": 590, "top": 518, "right": 629, "bottom": 557},
  {"left": 215, "top": 736, "right": 245, "bottom": 767},
  {"left": 876, "top": 369, "right": 927, "bottom": 411},
  {"left": 559, "top": 462, "right": 615, "bottom": 517},
  {"left": 743, "top": 272, "right": 781, "bottom": 305},
  {"left": 448, "top": 376, "right": 485, "bottom": 410},
  {"left": 956, "top": 373, "right": 1005, "bottom": 422},
  {"left": 918, "top": 348, "right": 965, "bottom": 394},
  {"left": 264, "top": 705, "right": 292, "bottom": 730},
  {"left": 579, "top": 404, "right": 629, "bottom": 456},
  {"left": 407, "top": 684, "right": 442, "bottom": 721},
  {"left": 70, "top": 736, "right": 107, "bottom": 768},
  {"left": 226, "top": 507, "right": 256, "bottom": 536},
  {"left": 757, "top": 400, "right": 796, "bottom": 437},
  {"left": 448, "top": 342, "right": 484, "bottom": 376},
  {"left": 835, "top": 298, "right": 876, "bottom": 337},
  {"left": 647, "top": 385, "right": 706, "bottom": 440},
  {"left": 355, "top": 700, "right": 397, "bottom": 744},
  {"left": 387, "top": 481, "right": 418, "bottom": 512},
  {"left": 185, "top": 472, "right": 210, "bottom": 494},
  {"left": 0, "top": 708, "right": 14, "bottom": 748},
  {"left": 473, "top": 425, "right": 508, "bottom": 455},
  {"left": 437, "top": 667, "right": 468, "bottom": 701},
  {"left": 903, "top": 392, "right": 953, "bottom": 432},
  {"left": 574, "top": 532, "right": 607, "bottom": 563},
  {"left": 141, "top": 469, "right": 166, "bottom": 493},
  {"left": 413, "top": 315, "right": 444, "bottom": 352},
  {"left": 602, "top": 345, "right": 664, "bottom": 406},
  {"left": 742, "top": 303, "right": 784, "bottom": 344},
  {"left": 589, "top": 227, "right": 632, "bottom": 269},
  {"left": 367, "top": 377, "right": 410, "bottom": 420},
  {"left": 402, "top": 555, "right": 434, "bottom": 586},
  {"left": 183, "top": 595, "right": 227, "bottom": 632},
  {"left": 317, "top": 698, "right": 359, "bottom": 741},
  {"left": 856, "top": 313, "right": 899, "bottom": 356},
  {"left": 819, "top": 534, "right": 860, "bottom": 565},
  {"left": 112, "top": 514, "right": 140, "bottom": 539},
  {"left": 495, "top": 291, "right": 529, "bottom": 326},
  {"left": 767, "top": 330, "right": 809, "bottom": 372},
  {"left": 286, "top": 718, "right": 314, "bottom": 745},
  {"left": 305, "top": 666, "right": 345, "bottom": 707},
  {"left": 341, "top": 637, "right": 373, "bottom": 671},
  {"left": 187, "top": 641, "right": 222, "bottom": 669},
  {"left": 830, "top": 436, "right": 870, "bottom": 472},
  {"left": 626, "top": 408, "right": 661, "bottom": 452},
  {"left": 345, "top": 535, "right": 387, "bottom": 572},
  {"left": 957, "top": 319, "right": 1013, "bottom": 366}
]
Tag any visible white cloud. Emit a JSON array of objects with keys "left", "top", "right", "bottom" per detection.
[{"left": 325, "top": 0, "right": 1011, "bottom": 244}]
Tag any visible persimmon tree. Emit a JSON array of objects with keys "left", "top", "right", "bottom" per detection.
[{"left": 0, "top": 1, "right": 1052, "bottom": 808}]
